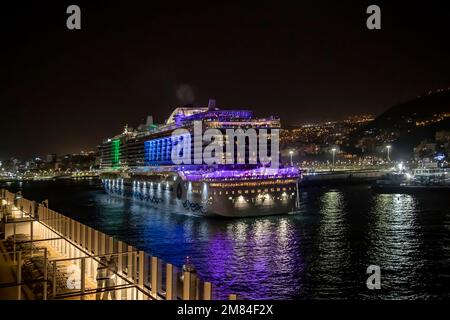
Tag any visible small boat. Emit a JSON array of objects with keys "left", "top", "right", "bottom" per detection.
[{"left": 372, "top": 165, "right": 450, "bottom": 194}]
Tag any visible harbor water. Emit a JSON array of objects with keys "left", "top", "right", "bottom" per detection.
[{"left": 2, "top": 179, "right": 450, "bottom": 299}]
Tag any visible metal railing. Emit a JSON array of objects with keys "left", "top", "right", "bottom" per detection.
[{"left": 0, "top": 188, "right": 232, "bottom": 300}]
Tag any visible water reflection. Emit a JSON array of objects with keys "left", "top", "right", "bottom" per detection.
[
  {"left": 367, "top": 194, "right": 422, "bottom": 299},
  {"left": 4, "top": 180, "right": 450, "bottom": 299},
  {"left": 306, "top": 190, "right": 353, "bottom": 298}
]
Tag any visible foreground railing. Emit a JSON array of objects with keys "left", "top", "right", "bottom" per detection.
[{"left": 0, "top": 188, "right": 231, "bottom": 300}]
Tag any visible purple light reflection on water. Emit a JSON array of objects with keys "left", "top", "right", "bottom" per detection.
[{"left": 188, "top": 218, "right": 307, "bottom": 300}]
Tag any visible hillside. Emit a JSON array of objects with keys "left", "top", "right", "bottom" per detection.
[
  {"left": 367, "top": 89, "right": 450, "bottom": 131},
  {"left": 349, "top": 89, "right": 450, "bottom": 159}
]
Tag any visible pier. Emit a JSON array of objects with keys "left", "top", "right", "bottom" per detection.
[
  {"left": 299, "top": 169, "right": 387, "bottom": 187},
  {"left": 0, "top": 188, "right": 231, "bottom": 300}
]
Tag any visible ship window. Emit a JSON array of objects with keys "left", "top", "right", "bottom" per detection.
[
  {"left": 225, "top": 191, "right": 228, "bottom": 195},
  {"left": 238, "top": 190, "right": 242, "bottom": 194},
  {"left": 232, "top": 191, "right": 235, "bottom": 194},
  {"left": 251, "top": 189, "right": 255, "bottom": 193},
  {"left": 276, "top": 188, "right": 280, "bottom": 191},
  {"left": 244, "top": 190, "right": 249, "bottom": 194}
]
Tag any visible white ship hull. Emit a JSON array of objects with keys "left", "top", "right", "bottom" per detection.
[{"left": 101, "top": 173, "right": 299, "bottom": 218}]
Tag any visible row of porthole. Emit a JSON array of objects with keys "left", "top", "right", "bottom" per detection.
[
  {"left": 228, "top": 195, "right": 293, "bottom": 202},
  {"left": 212, "top": 186, "right": 294, "bottom": 196}
]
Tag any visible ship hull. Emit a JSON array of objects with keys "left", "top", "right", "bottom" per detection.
[{"left": 101, "top": 173, "right": 299, "bottom": 218}]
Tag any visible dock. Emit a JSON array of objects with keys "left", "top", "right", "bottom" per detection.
[{"left": 300, "top": 169, "right": 387, "bottom": 187}]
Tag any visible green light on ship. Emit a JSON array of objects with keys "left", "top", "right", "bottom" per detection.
[{"left": 111, "top": 139, "right": 121, "bottom": 169}]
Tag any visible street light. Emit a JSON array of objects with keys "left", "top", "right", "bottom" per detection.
[
  {"left": 289, "top": 150, "right": 294, "bottom": 166},
  {"left": 386, "top": 145, "right": 392, "bottom": 162},
  {"left": 331, "top": 148, "right": 336, "bottom": 170}
]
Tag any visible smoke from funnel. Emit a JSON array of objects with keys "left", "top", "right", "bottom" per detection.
[{"left": 176, "top": 84, "right": 195, "bottom": 105}]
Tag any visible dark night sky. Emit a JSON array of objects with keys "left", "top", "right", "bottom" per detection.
[{"left": 2, "top": 1, "right": 450, "bottom": 159}]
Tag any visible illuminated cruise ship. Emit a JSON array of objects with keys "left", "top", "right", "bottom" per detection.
[{"left": 98, "top": 100, "right": 300, "bottom": 218}]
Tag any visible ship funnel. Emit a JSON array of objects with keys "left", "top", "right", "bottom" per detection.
[
  {"left": 208, "top": 99, "right": 216, "bottom": 110},
  {"left": 146, "top": 115, "right": 153, "bottom": 125}
]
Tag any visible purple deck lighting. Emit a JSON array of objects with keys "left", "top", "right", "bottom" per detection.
[
  {"left": 181, "top": 166, "right": 300, "bottom": 182},
  {"left": 174, "top": 110, "right": 254, "bottom": 126}
]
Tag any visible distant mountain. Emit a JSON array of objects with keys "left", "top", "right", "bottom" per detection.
[
  {"left": 349, "top": 89, "right": 450, "bottom": 159},
  {"left": 367, "top": 89, "right": 450, "bottom": 131}
]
